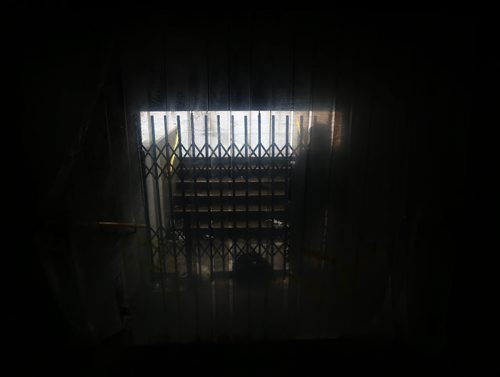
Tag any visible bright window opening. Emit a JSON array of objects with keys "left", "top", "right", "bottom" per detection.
[{"left": 140, "top": 110, "right": 326, "bottom": 153}]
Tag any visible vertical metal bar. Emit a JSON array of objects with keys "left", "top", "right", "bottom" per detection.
[
  {"left": 300, "top": 115, "right": 304, "bottom": 151},
  {"left": 244, "top": 115, "right": 249, "bottom": 233},
  {"left": 215, "top": 114, "right": 223, "bottom": 279},
  {"left": 292, "top": 115, "right": 304, "bottom": 279},
  {"left": 231, "top": 115, "right": 236, "bottom": 233},
  {"left": 231, "top": 114, "right": 235, "bottom": 159},
  {"left": 205, "top": 115, "right": 213, "bottom": 275},
  {"left": 258, "top": 111, "right": 262, "bottom": 236},
  {"left": 138, "top": 116, "right": 155, "bottom": 281},
  {"left": 190, "top": 112, "right": 196, "bottom": 157},
  {"left": 177, "top": 115, "right": 183, "bottom": 159},
  {"left": 286, "top": 115, "right": 290, "bottom": 158},
  {"left": 284, "top": 115, "right": 290, "bottom": 277},
  {"left": 163, "top": 114, "right": 181, "bottom": 338},
  {"left": 171, "top": 117, "right": 183, "bottom": 276},
  {"left": 149, "top": 115, "right": 167, "bottom": 303},
  {"left": 163, "top": 115, "right": 178, "bottom": 277},
  {"left": 244, "top": 115, "right": 248, "bottom": 159},
  {"left": 190, "top": 112, "right": 201, "bottom": 341},
  {"left": 298, "top": 115, "right": 312, "bottom": 279},
  {"left": 271, "top": 115, "right": 276, "bottom": 270},
  {"left": 190, "top": 112, "right": 202, "bottom": 275},
  {"left": 177, "top": 115, "right": 190, "bottom": 277}
]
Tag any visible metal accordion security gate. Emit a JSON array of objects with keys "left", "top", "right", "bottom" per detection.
[{"left": 139, "top": 111, "right": 310, "bottom": 290}]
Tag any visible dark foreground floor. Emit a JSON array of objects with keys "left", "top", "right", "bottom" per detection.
[{"left": 22, "top": 335, "right": 471, "bottom": 377}]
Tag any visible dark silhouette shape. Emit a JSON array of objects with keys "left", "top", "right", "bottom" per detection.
[{"left": 233, "top": 252, "right": 273, "bottom": 286}]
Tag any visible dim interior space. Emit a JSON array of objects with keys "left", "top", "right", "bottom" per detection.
[{"left": 19, "top": 10, "right": 479, "bottom": 374}]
